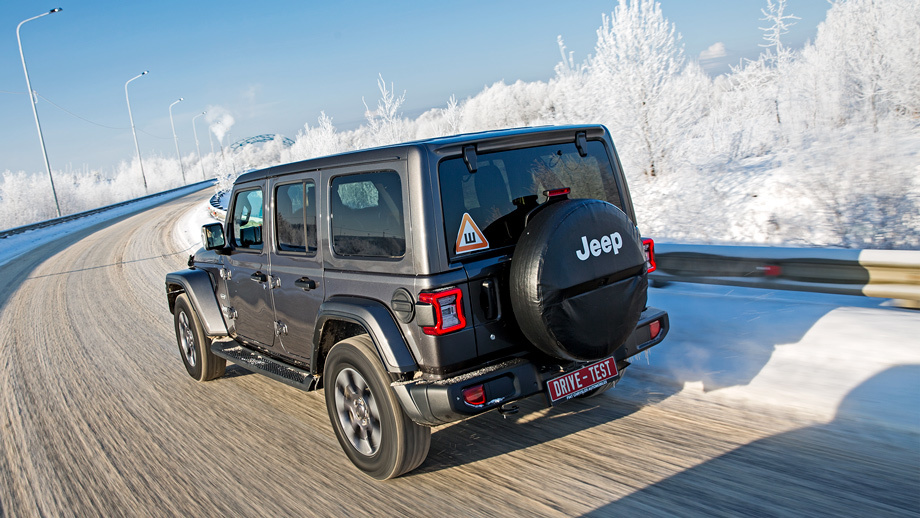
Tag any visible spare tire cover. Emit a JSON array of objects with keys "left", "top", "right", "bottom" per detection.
[{"left": 510, "top": 199, "right": 647, "bottom": 362}]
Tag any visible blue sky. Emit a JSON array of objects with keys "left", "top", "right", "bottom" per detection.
[{"left": 2, "top": 1, "right": 830, "bottom": 176}]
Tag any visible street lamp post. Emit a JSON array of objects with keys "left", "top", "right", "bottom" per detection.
[
  {"left": 169, "top": 98, "right": 185, "bottom": 184},
  {"left": 192, "top": 111, "right": 206, "bottom": 181},
  {"left": 17, "top": 8, "right": 63, "bottom": 218},
  {"left": 125, "top": 71, "right": 149, "bottom": 192}
]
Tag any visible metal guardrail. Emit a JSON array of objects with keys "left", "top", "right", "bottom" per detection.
[
  {"left": 208, "top": 190, "right": 228, "bottom": 222},
  {"left": 650, "top": 243, "right": 920, "bottom": 308},
  {"left": 0, "top": 179, "right": 215, "bottom": 239}
]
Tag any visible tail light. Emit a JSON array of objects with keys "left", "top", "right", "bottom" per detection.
[
  {"left": 642, "top": 238, "right": 656, "bottom": 273},
  {"left": 418, "top": 287, "right": 466, "bottom": 335},
  {"left": 462, "top": 384, "right": 486, "bottom": 406},
  {"left": 649, "top": 320, "right": 661, "bottom": 339}
]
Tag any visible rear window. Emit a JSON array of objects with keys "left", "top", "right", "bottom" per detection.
[
  {"left": 330, "top": 171, "right": 405, "bottom": 258},
  {"left": 438, "top": 140, "right": 622, "bottom": 259}
]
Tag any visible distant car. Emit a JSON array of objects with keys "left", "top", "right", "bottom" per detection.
[{"left": 165, "top": 125, "right": 669, "bottom": 479}]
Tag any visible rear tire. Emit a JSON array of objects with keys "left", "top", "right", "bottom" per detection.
[
  {"left": 173, "top": 293, "right": 226, "bottom": 382},
  {"left": 324, "top": 335, "right": 430, "bottom": 480}
]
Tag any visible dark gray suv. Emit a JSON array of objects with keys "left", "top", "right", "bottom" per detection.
[{"left": 165, "top": 125, "right": 669, "bottom": 479}]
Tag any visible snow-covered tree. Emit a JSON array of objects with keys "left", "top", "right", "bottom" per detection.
[
  {"left": 760, "top": 0, "right": 799, "bottom": 133},
  {"left": 444, "top": 94, "right": 463, "bottom": 135},
  {"left": 361, "top": 74, "right": 411, "bottom": 147},
  {"left": 759, "top": 0, "right": 799, "bottom": 66},
  {"left": 582, "top": 0, "right": 707, "bottom": 176},
  {"left": 283, "top": 112, "right": 344, "bottom": 163},
  {"left": 805, "top": 0, "right": 920, "bottom": 129},
  {"left": 542, "top": 36, "right": 593, "bottom": 125},
  {"left": 458, "top": 80, "right": 551, "bottom": 132},
  {"left": 414, "top": 95, "right": 465, "bottom": 139}
]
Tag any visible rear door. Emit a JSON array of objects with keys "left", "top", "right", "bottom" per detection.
[
  {"left": 437, "top": 138, "right": 627, "bottom": 357},
  {"left": 268, "top": 176, "right": 325, "bottom": 361}
]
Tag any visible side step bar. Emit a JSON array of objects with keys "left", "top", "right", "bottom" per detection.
[{"left": 211, "top": 339, "right": 318, "bottom": 392}]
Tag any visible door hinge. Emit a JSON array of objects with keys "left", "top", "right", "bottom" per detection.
[
  {"left": 219, "top": 268, "right": 231, "bottom": 280},
  {"left": 223, "top": 306, "right": 238, "bottom": 320}
]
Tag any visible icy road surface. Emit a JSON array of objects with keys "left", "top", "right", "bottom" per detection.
[{"left": 0, "top": 188, "right": 917, "bottom": 516}]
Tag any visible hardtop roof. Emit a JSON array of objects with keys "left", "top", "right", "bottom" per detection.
[{"left": 234, "top": 124, "right": 610, "bottom": 184}]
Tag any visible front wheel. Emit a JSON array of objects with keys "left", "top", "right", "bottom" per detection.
[
  {"left": 173, "top": 293, "right": 225, "bottom": 382},
  {"left": 324, "top": 335, "right": 430, "bottom": 480}
]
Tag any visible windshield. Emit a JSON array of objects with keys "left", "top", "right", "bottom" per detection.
[{"left": 438, "top": 140, "right": 623, "bottom": 259}]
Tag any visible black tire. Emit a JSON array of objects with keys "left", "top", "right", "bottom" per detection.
[
  {"left": 510, "top": 199, "right": 648, "bottom": 362},
  {"left": 173, "top": 293, "right": 226, "bottom": 382},
  {"left": 324, "top": 335, "right": 431, "bottom": 480}
]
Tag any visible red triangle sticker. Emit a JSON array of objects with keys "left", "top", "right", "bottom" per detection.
[{"left": 455, "top": 213, "right": 489, "bottom": 254}]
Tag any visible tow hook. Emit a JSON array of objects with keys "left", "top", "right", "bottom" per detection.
[{"left": 498, "top": 404, "right": 519, "bottom": 418}]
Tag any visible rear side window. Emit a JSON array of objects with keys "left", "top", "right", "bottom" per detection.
[
  {"left": 438, "top": 140, "right": 621, "bottom": 259},
  {"left": 275, "top": 181, "right": 317, "bottom": 254},
  {"left": 330, "top": 171, "right": 405, "bottom": 258},
  {"left": 231, "top": 188, "right": 263, "bottom": 250}
]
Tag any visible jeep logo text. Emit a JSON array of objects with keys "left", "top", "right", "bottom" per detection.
[{"left": 576, "top": 233, "right": 622, "bottom": 261}]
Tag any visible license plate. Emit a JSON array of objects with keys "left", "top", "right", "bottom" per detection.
[{"left": 546, "top": 357, "right": 618, "bottom": 404}]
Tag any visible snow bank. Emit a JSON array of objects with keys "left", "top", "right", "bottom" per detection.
[
  {"left": 0, "top": 183, "right": 212, "bottom": 269},
  {"left": 643, "top": 284, "right": 920, "bottom": 429},
  {"left": 174, "top": 198, "right": 215, "bottom": 252}
]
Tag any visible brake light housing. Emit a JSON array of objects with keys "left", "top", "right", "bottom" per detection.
[
  {"left": 649, "top": 319, "right": 661, "bottom": 339},
  {"left": 462, "top": 384, "right": 486, "bottom": 406},
  {"left": 417, "top": 287, "right": 466, "bottom": 335},
  {"left": 642, "top": 238, "right": 656, "bottom": 273}
]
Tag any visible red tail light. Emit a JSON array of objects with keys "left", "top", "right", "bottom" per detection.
[
  {"left": 462, "top": 384, "right": 486, "bottom": 406},
  {"left": 649, "top": 320, "right": 661, "bottom": 339},
  {"left": 418, "top": 287, "right": 466, "bottom": 335},
  {"left": 642, "top": 238, "right": 656, "bottom": 273}
]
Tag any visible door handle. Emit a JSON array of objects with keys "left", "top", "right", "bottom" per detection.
[
  {"left": 295, "top": 277, "right": 317, "bottom": 291},
  {"left": 250, "top": 271, "right": 267, "bottom": 283}
]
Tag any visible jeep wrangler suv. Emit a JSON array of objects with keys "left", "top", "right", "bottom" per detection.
[{"left": 165, "top": 125, "right": 669, "bottom": 479}]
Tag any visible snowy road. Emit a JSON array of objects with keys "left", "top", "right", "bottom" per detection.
[{"left": 1, "top": 189, "right": 917, "bottom": 516}]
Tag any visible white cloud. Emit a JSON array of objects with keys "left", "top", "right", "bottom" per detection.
[{"left": 700, "top": 42, "right": 727, "bottom": 61}]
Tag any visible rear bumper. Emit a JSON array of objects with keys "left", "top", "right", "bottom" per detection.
[
  {"left": 614, "top": 305, "right": 669, "bottom": 361},
  {"left": 392, "top": 306, "right": 669, "bottom": 426}
]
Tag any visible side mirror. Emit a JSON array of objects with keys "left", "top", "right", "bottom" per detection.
[{"left": 201, "top": 222, "right": 226, "bottom": 250}]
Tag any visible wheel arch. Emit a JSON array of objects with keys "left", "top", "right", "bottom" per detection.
[
  {"left": 312, "top": 296, "right": 417, "bottom": 376},
  {"left": 165, "top": 270, "right": 228, "bottom": 336}
]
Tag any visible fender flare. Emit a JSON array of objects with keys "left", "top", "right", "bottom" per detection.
[
  {"left": 313, "top": 296, "right": 417, "bottom": 373},
  {"left": 165, "top": 269, "right": 229, "bottom": 336}
]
